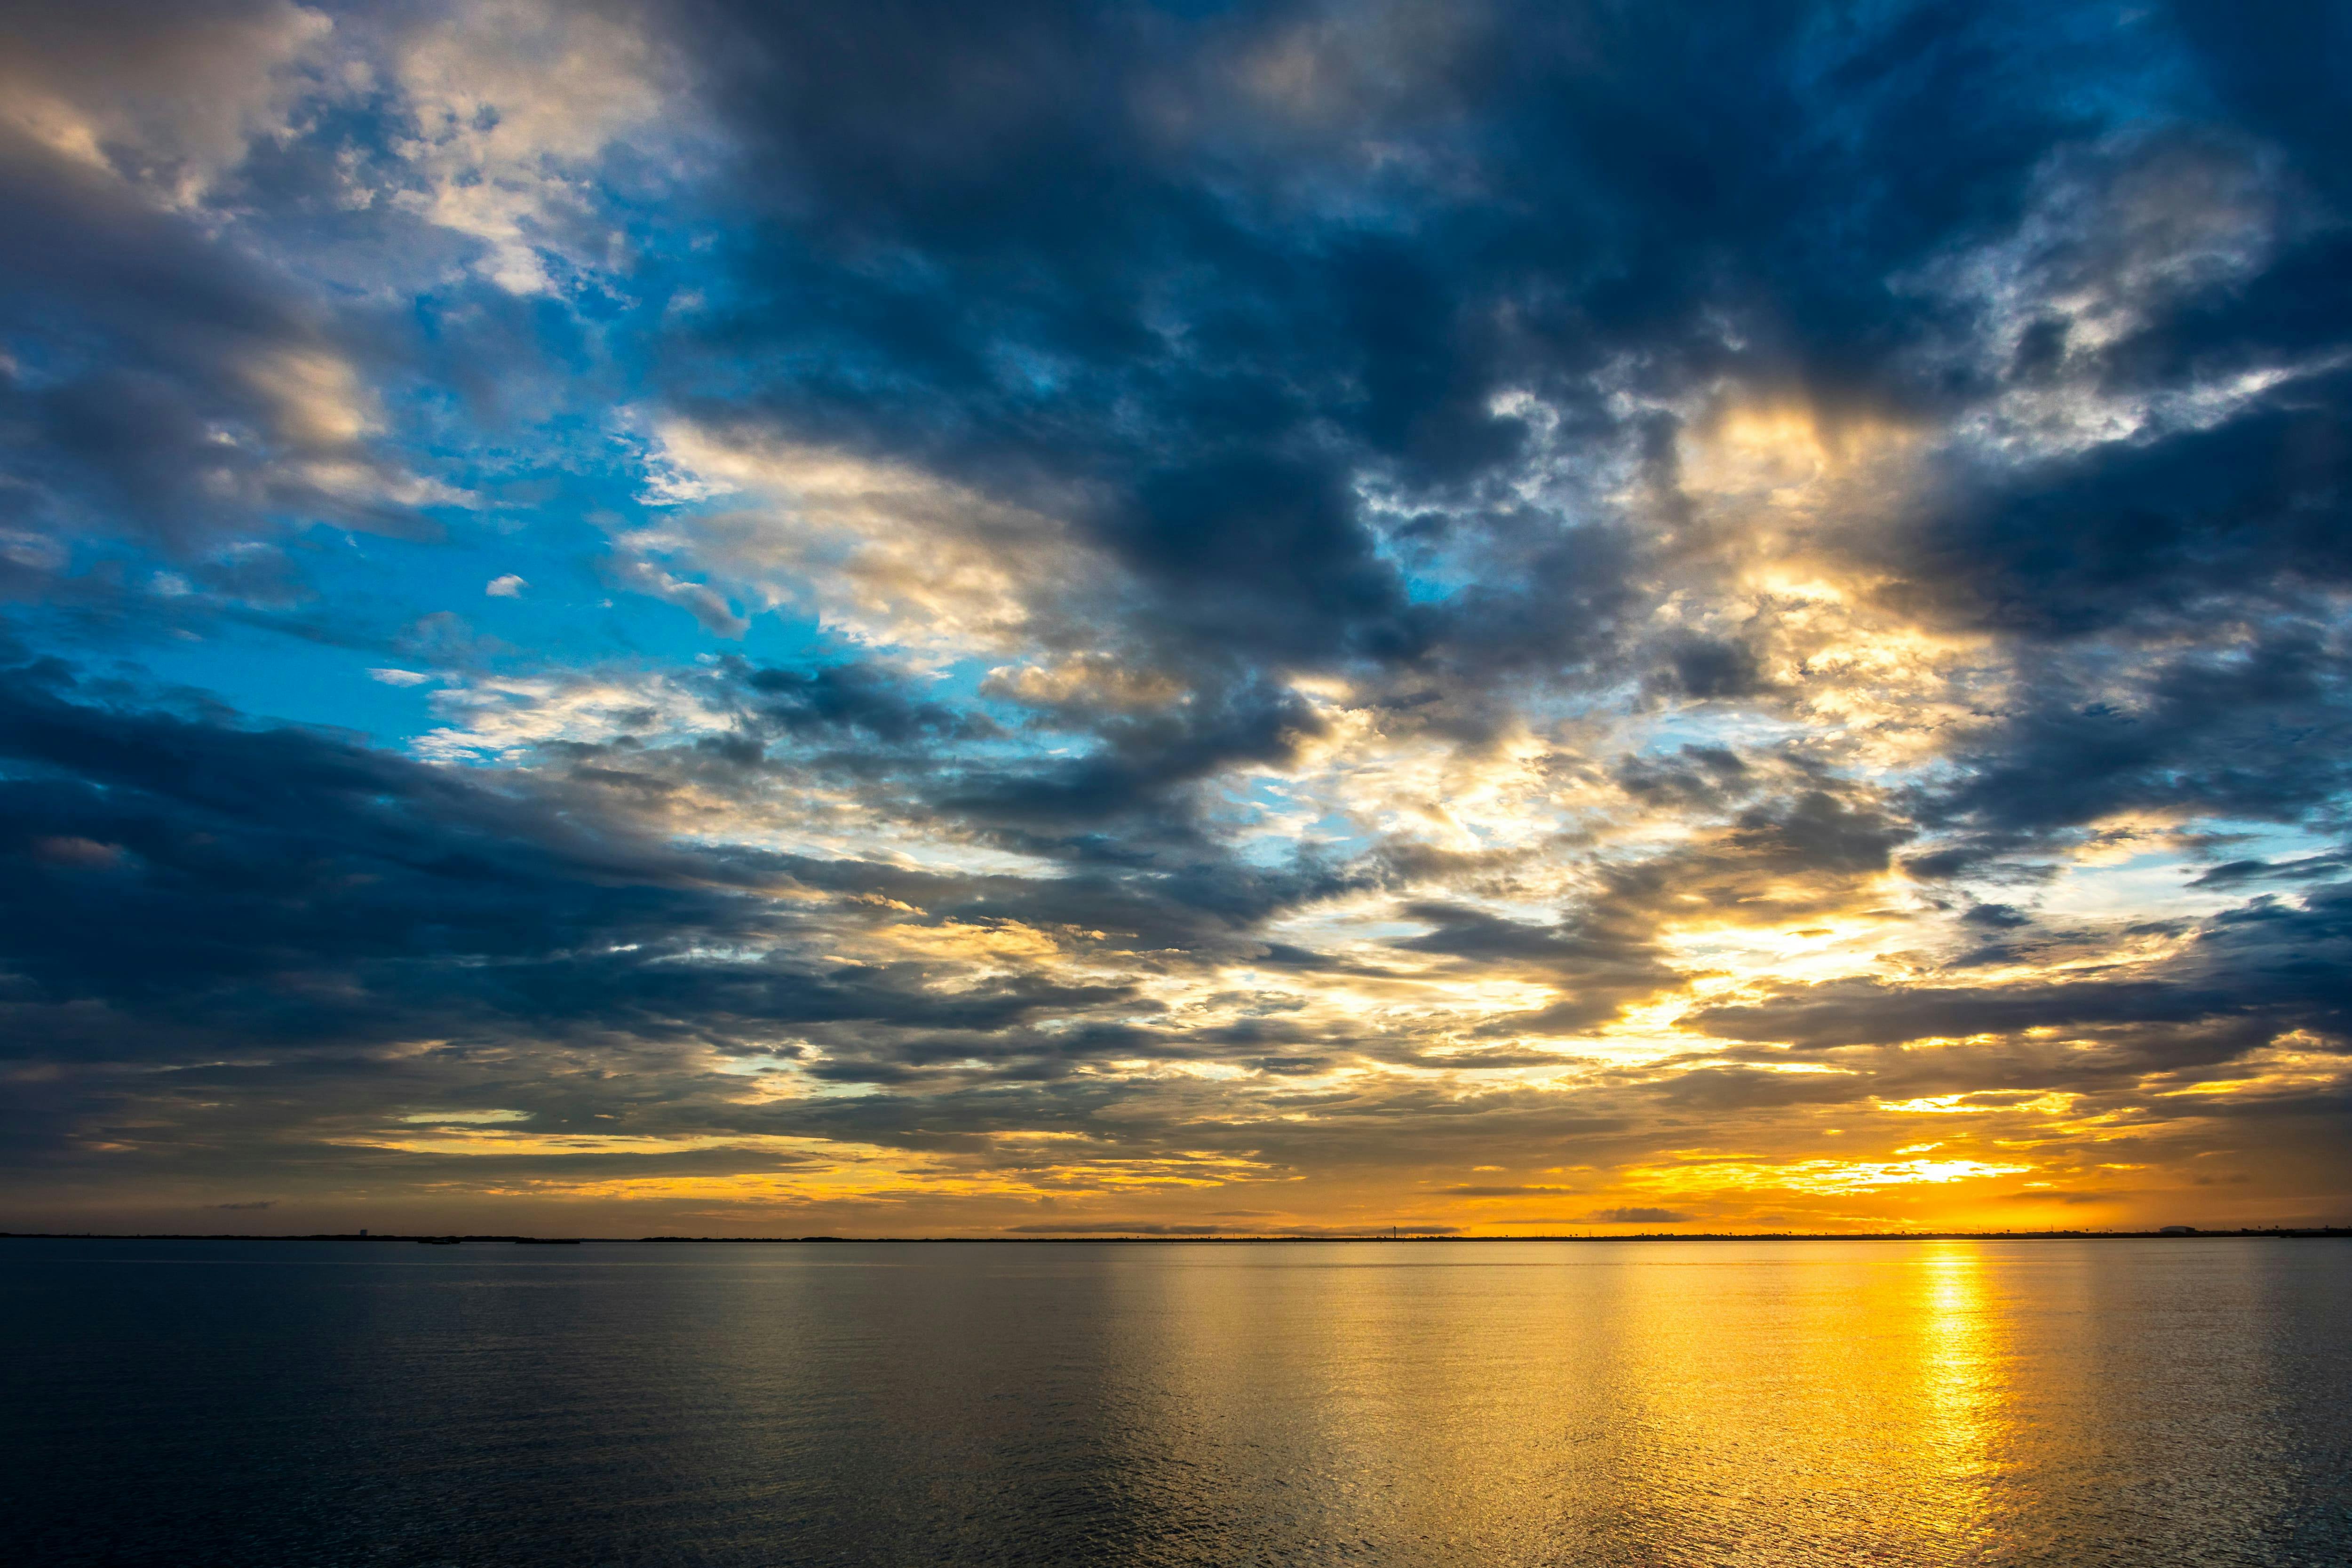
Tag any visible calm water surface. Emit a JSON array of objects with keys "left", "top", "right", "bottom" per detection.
[{"left": 3, "top": 1238, "right": 2346, "bottom": 1566}]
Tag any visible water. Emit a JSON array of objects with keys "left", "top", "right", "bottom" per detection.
[{"left": 3, "top": 1238, "right": 2346, "bottom": 1566}]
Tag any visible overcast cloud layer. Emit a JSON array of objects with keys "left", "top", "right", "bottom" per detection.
[{"left": 2, "top": 0, "right": 2347, "bottom": 1235}]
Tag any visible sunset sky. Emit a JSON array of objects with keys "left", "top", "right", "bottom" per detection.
[{"left": 2, "top": 0, "right": 2348, "bottom": 1236}]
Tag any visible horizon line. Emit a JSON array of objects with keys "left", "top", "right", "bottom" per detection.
[{"left": 6, "top": 1228, "right": 2348, "bottom": 1244}]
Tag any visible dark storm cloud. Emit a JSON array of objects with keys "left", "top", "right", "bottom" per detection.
[
  {"left": 1662, "top": 637, "right": 1768, "bottom": 701},
  {"left": 654, "top": 656, "right": 1339, "bottom": 865},
  {"left": 1869, "top": 376, "right": 2352, "bottom": 645},
  {"left": 1693, "top": 976, "right": 2229, "bottom": 1052},
  {"left": 1692, "top": 878, "right": 2352, "bottom": 1055},
  {"left": 652, "top": 0, "right": 2157, "bottom": 681},
  {"left": 1613, "top": 747, "right": 1754, "bottom": 812},
  {"left": 937, "top": 673, "right": 1328, "bottom": 839},
  {"left": 633, "top": 1, "right": 2352, "bottom": 954},
  {"left": 742, "top": 660, "right": 995, "bottom": 745},
  {"left": 0, "top": 100, "right": 430, "bottom": 560},
  {"left": 0, "top": 657, "right": 1145, "bottom": 1069},
  {"left": 0, "top": 647, "right": 1407, "bottom": 1139},
  {"left": 2190, "top": 854, "right": 2349, "bottom": 889},
  {"left": 1906, "top": 627, "right": 2352, "bottom": 876},
  {"left": 633, "top": 0, "right": 2350, "bottom": 916},
  {"left": 1651, "top": 1067, "right": 1865, "bottom": 1113}
]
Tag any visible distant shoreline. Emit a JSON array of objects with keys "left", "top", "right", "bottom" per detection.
[{"left": 4, "top": 1228, "right": 2346, "bottom": 1244}]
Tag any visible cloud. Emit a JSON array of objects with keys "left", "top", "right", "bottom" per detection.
[
  {"left": 0, "top": 0, "right": 332, "bottom": 209},
  {"left": 598, "top": 551, "right": 747, "bottom": 638},
  {"left": 0, "top": 146, "right": 445, "bottom": 558},
  {"left": 630, "top": 422, "right": 1103, "bottom": 656},
  {"left": 0, "top": 1, "right": 2348, "bottom": 1236},
  {"left": 384, "top": 0, "right": 691, "bottom": 294}
]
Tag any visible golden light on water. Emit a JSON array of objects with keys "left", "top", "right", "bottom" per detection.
[
  {"left": 1039, "top": 1240, "right": 2135, "bottom": 1560},
  {"left": 1915, "top": 1242, "right": 2001, "bottom": 1538}
]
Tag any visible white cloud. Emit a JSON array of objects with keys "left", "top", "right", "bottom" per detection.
[
  {"left": 600, "top": 551, "right": 746, "bottom": 637},
  {"left": 486, "top": 573, "right": 527, "bottom": 597},
  {"left": 631, "top": 421, "right": 1109, "bottom": 657},
  {"left": 413, "top": 669, "right": 734, "bottom": 763},
  {"left": 1902, "top": 132, "right": 2304, "bottom": 463},
  {"left": 387, "top": 0, "right": 688, "bottom": 293}
]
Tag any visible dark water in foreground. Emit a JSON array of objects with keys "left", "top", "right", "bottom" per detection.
[{"left": 3, "top": 1239, "right": 2347, "bottom": 1566}]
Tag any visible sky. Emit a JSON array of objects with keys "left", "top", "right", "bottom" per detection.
[{"left": 1, "top": 0, "right": 2348, "bottom": 1238}]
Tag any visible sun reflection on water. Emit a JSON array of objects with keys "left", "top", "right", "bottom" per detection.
[{"left": 1914, "top": 1242, "right": 2003, "bottom": 1544}]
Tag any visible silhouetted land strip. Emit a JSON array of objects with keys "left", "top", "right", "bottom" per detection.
[{"left": 3, "top": 1228, "right": 2347, "bottom": 1243}]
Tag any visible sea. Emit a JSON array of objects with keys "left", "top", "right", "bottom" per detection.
[{"left": 3, "top": 1237, "right": 2346, "bottom": 1566}]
